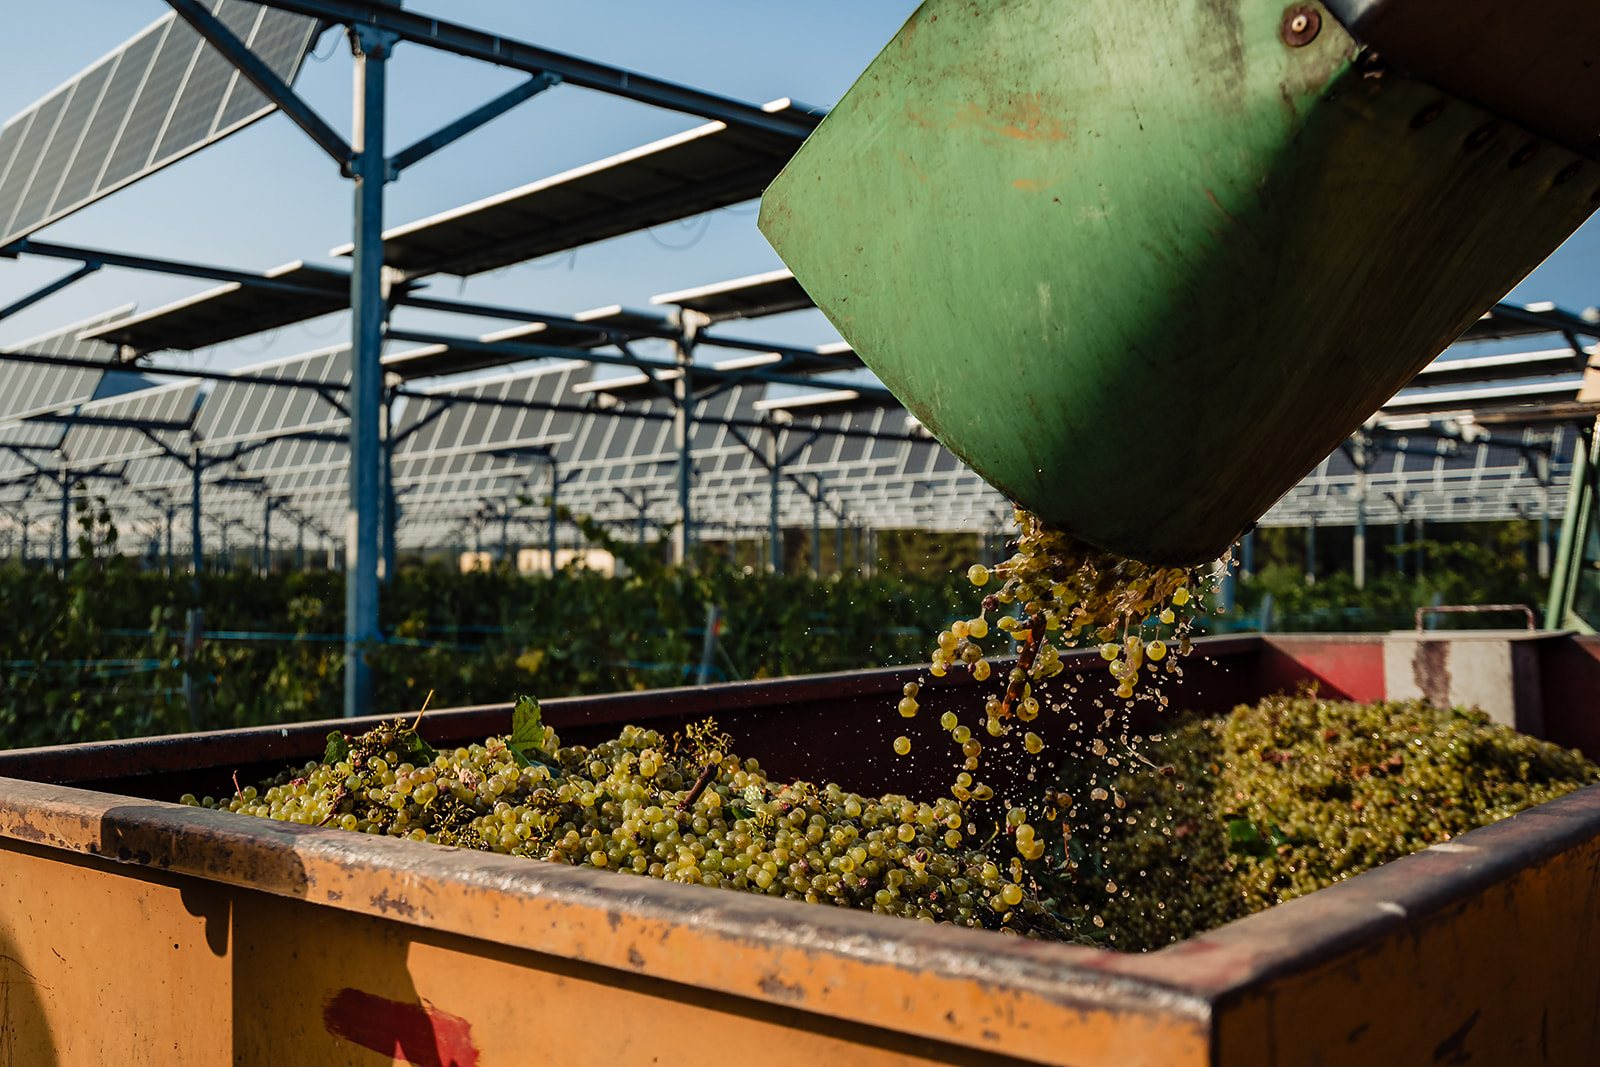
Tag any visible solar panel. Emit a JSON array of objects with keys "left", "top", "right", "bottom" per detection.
[
  {"left": 51, "top": 31, "right": 164, "bottom": 212},
  {"left": 0, "top": 420, "right": 65, "bottom": 473},
  {"left": 10, "top": 63, "right": 114, "bottom": 236},
  {"left": 382, "top": 305, "right": 669, "bottom": 380},
  {"left": 1384, "top": 378, "right": 1585, "bottom": 413},
  {"left": 60, "top": 378, "right": 201, "bottom": 467},
  {"left": 0, "top": 1, "right": 319, "bottom": 246},
  {"left": 81, "top": 261, "right": 353, "bottom": 355},
  {"left": 193, "top": 345, "right": 350, "bottom": 448},
  {"left": 0, "top": 305, "right": 134, "bottom": 421},
  {"left": 1408, "top": 347, "right": 1585, "bottom": 389},
  {"left": 335, "top": 102, "right": 814, "bottom": 279},
  {"left": 0, "top": 90, "right": 71, "bottom": 238},
  {"left": 651, "top": 268, "right": 815, "bottom": 323}
]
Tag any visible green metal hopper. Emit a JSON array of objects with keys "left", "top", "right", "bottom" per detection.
[{"left": 760, "top": 0, "right": 1600, "bottom": 565}]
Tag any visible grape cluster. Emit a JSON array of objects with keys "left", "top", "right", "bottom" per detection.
[
  {"left": 1039, "top": 693, "right": 1600, "bottom": 951},
  {"left": 183, "top": 717, "right": 1073, "bottom": 939},
  {"left": 906, "top": 508, "right": 1200, "bottom": 745}
]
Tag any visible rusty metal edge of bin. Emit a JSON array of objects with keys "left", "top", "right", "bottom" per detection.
[
  {"left": 0, "top": 777, "right": 1213, "bottom": 1067},
  {"left": 2, "top": 774, "right": 1597, "bottom": 1066}
]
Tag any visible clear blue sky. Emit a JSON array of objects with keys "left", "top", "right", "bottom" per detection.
[{"left": 1, "top": 1, "right": 1596, "bottom": 372}]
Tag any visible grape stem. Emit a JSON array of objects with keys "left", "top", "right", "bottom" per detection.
[
  {"left": 318, "top": 786, "right": 349, "bottom": 826},
  {"left": 677, "top": 762, "right": 718, "bottom": 812},
  {"left": 1000, "top": 615, "right": 1046, "bottom": 718}
]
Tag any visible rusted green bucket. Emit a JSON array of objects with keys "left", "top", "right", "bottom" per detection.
[{"left": 760, "top": 0, "right": 1600, "bottom": 564}]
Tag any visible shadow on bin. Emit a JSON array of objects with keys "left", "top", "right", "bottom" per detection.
[{"left": 0, "top": 926, "right": 59, "bottom": 1067}]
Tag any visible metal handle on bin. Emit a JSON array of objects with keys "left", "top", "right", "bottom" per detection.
[{"left": 1414, "top": 604, "right": 1536, "bottom": 631}]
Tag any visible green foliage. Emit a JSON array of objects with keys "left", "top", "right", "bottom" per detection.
[
  {"left": 1228, "top": 525, "right": 1547, "bottom": 631},
  {"left": 0, "top": 494, "right": 189, "bottom": 749},
  {"left": 506, "top": 695, "right": 544, "bottom": 767},
  {"left": 0, "top": 552, "right": 972, "bottom": 750}
]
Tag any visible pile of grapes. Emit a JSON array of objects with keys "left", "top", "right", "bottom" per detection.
[
  {"left": 1043, "top": 692, "right": 1600, "bottom": 950},
  {"left": 181, "top": 691, "right": 1599, "bottom": 952},
  {"left": 182, "top": 703, "right": 1071, "bottom": 939}
]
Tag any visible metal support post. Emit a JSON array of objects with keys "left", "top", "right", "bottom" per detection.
[
  {"left": 500, "top": 507, "right": 511, "bottom": 564},
  {"left": 58, "top": 464, "right": 70, "bottom": 575},
  {"left": 768, "top": 436, "right": 782, "bottom": 574},
  {"left": 296, "top": 521, "right": 306, "bottom": 571},
  {"left": 190, "top": 444, "right": 203, "bottom": 589},
  {"left": 1547, "top": 425, "right": 1595, "bottom": 629},
  {"left": 344, "top": 24, "right": 397, "bottom": 719},
  {"left": 380, "top": 393, "right": 397, "bottom": 583},
  {"left": 1346, "top": 438, "right": 1372, "bottom": 589},
  {"left": 261, "top": 496, "right": 272, "bottom": 577},
  {"left": 1353, "top": 498, "right": 1367, "bottom": 590},
  {"left": 695, "top": 603, "right": 720, "bottom": 685},
  {"left": 1540, "top": 489, "right": 1552, "bottom": 580},
  {"left": 1305, "top": 521, "right": 1317, "bottom": 586},
  {"left": 164, "top": 506, "right": 175, "bottom": 577},
  {"left": 182, "top": 607, "right": 204, "bottom": 731},
  {"left": 673, "top": 398, "right": 691, "bottom": 566},
  {"left": 547, "top": 460, "right": 560, "bottom": 577},
  {"left": 835, "top": 506, "right": 845, "bottom": 577},
  {"left": 668, "top": 355, "right": 694, "bottom": 566},
  {"left": 811, "top": 492, "right": 821, "bottom": 579},
  {"left": 670, "top": 312, "right": 705, "bottom": 568},
  {"left": 1415, "top": 517, "right": 1425, "bottom": 579},
  {"left": 1395, "top": 514, "right": 1406, "bottom": 578}
]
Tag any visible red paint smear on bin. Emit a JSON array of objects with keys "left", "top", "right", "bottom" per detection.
[{"left": 323, "top": 987, "right": 480, "bottom": 1067}]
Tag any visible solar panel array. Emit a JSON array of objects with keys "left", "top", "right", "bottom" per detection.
[
  {"left": 0, "top": 332, "right": 1589, "bottom": 561},
  {"left": 0, "top": 1, "right": 318, "bottom": 246},
  {"left": 1260, "top": 424, "right": 1579, "bottom": 529}
]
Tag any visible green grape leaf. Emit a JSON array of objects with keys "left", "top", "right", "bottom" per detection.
[
  {"left": 1226, "top": 818, "right": 1269, "bottom": 857},
  {"left": 397, "top": 729, "right": 438, "bottom": 764},
  {"left": 506, "top": 694, "right": 546, "bottom": 767},
  {"left": 324, "top": 731, "right": 350, "bottom": 765}
]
